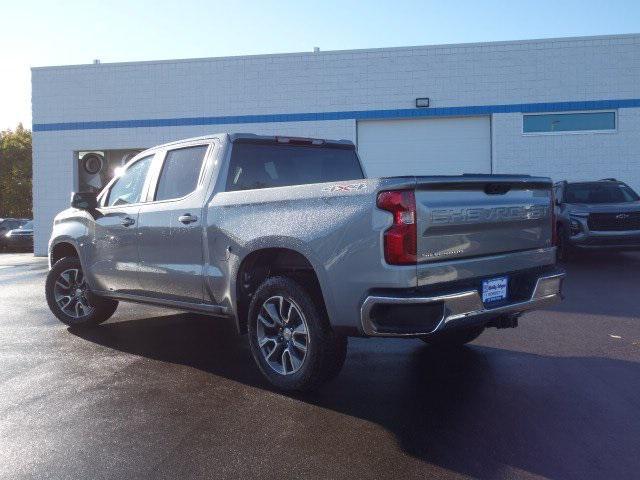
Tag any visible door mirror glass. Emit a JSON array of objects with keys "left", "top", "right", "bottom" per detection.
[{"left": 71, "top": 192, "right": 98, "bottom": 210}]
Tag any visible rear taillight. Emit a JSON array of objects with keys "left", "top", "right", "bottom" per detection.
[{"left": 377, "top": 190, "right": 417, "bottom": 265}]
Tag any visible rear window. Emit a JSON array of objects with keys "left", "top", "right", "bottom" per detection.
[
  {"left": 225, "top": 142, "right": 364, "bottom": 192},
  {"left": 565, "top": 183, "right": 640, "bottom": 204}
]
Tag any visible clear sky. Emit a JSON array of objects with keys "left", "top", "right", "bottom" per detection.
[{"left": 2, "top": 0, "right": 639, "bottom": 130}]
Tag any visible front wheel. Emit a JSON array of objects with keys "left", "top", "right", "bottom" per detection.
[
  {"left": 247, "top": 276, "right": 347, "bottom": 392},
  {"left": 46, "top": 256, "right": 118, "bottom": 327}
]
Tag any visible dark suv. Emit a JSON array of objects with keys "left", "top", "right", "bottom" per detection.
[
  {"left": 554, "top": 179, "right": 640, "bottom": 260},
  {"left": 0, "top": 218, "right": 30, "bottom": 251}
]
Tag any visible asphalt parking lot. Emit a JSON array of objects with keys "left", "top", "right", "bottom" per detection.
[{"left": 0, "top": 252, "right": 639, "bottom": 480}]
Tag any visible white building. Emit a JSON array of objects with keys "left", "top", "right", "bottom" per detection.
[{"left": 32, "top": 33, "right": 640, "bottom": 255}]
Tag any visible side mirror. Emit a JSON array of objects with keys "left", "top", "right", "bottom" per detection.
[{"left": 71, "top": 191, "right": 99, "bottom": 210}]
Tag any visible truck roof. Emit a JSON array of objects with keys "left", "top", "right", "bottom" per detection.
[
  {"left": 154, "top": 133, "right": 355, "bottom": 150},
  {"left": 555, "top": 178, "right": 628, "bottom": 186}
]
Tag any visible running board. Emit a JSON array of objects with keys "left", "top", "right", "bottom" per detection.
[{"left": 94, "top": 291, "right": 231, "bottom": 316}]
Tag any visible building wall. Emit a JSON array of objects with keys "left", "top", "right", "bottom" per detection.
[
  {"left": 492, "top": 108, "right": 640, "bottom": 184},
  {"left": 32, "top": 34, "right": 640, "bottom": 255}
]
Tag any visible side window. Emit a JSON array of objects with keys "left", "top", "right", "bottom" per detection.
[
  {"left": 155, "top": 145, "right": 208, "bottom": 201},
  {"left": 106, "top": 155, "right": 154, "bottom": 207}
]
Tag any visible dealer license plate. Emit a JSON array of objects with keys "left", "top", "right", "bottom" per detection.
[{"left": 482, "top": 277, "right": 508, "bottom": 304}]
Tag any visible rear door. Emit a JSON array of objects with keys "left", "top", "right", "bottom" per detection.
[{"left": 137, "top": 142, "right": 214, "bottom": 302}]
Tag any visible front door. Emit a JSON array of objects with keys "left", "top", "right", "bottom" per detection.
[
  {"left": 137, "top": 143, "right": 212, "bottom": 303},
  {"left": 87, "top": 154, "right": 154, "bottom": 294}
]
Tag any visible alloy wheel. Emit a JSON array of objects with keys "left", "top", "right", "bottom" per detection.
[
  {"left": 256, "top": 295, "right": 309, "bottom": 375},
  {"left": 53, "top": 268, "right": 95, "bottom": 319}
]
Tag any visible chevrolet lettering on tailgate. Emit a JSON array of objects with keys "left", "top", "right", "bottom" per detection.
[{"left": 430, "top": 205, "right": 549, "bottom": 225}]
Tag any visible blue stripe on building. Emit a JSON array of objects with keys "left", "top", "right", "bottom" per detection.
[{"left": 32, "top": 98, "right": 640, "bottom": 132}]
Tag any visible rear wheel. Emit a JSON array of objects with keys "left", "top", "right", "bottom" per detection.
[
  {"left": 45, "top": 256, "right": 118, "bottom": 327},
  {"left": 247, "top": 276, "right": 347, "bottom": 391},
  {"left": 421, "top": 325, "right": 484, "bottom": 347}
]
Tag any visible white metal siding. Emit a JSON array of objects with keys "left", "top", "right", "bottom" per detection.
[
  {"left": 31, "top": 34, "right": 640, "bottom": 255},
  {"left": 357, "top": 117, "right": 491, "bottom": 177},
  {"left": 492, "top": 108, "right": 640, "bottom": 187}
]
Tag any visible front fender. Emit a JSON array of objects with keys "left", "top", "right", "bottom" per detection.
[{"left": 48, "top": 210, "right": 93, "bottom": 280}]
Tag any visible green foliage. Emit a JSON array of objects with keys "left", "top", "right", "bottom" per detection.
[{"left": 0, "top": 124, "right": 32, "bottom": 218}]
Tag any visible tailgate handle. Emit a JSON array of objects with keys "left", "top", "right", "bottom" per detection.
[{"left": 484, "top": 183, "right": 511, "bottom": 195}]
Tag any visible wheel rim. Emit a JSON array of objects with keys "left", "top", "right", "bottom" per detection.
[
  {"left": 53, "top": 268, "right": 95, "bottom": 319},
  {"left": 256, "top": 295, "right": 309, "bottom": 375}
]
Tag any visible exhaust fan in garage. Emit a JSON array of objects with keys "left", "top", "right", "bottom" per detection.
[
  {"left": 77, "top": 149, "right": 143, "bottom": 193},
  {"left": 78, "top": 151, "right": 105, "bottom": 191}
]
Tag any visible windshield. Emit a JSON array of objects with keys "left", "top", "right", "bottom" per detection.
[
  {"left": 564, "top": 183, "right": 640, "bottom": 204},
  {"left": 20, "top": 221, "right": 33, "bottom": 230}
]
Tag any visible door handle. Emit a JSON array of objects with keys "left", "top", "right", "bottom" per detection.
[
  {"left": 178, "top": 213, "right": 198, "bottom": 224},
  {"left": 121, "top": 217, "right": 135, "bottom": 227}
]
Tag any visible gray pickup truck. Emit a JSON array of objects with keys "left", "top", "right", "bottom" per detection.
[{"left": 46, "top": 133, "right": 564, "bottom": 391}]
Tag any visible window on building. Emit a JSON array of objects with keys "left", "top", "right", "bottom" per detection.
[
  {"left": 155, "top": 145, "right": 208, "bottom": 201},
  {"left": 226, "top": 142, "right": 364, "bottom": 191},
  {"left": 106, "top": 155, "right": 154, "bottom": 207},
  {"left": 523, "top": 112, "right": 616, "bottom": 133}
]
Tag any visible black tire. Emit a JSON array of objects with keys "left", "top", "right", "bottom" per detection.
[
  {"left": 557, "top": 225, "right": 573, "bottom": 263},
  {"left": 421, "top": 325, "right": 484, "bottom": 347},
  {"left": 247, "top": 276, "right": 347, "bottom": 392},
  {"left": 46, "top": 256, "right": 118, "bottom": 327}
]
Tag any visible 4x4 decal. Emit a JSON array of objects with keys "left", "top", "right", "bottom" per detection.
[{"left": 322, "top": 183, "right": 367, "bottom": 193}]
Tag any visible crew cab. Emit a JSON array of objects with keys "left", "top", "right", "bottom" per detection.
[{"left": 46, "top": 133, "right": 564, "bottom": 391}]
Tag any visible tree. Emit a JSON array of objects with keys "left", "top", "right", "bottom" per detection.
[{"left": 0, "top": 124, "right": 32, "bottom": 218}]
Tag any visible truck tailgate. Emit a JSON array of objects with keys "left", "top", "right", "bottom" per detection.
[{"left": 415, "top": 176, "right": 553, "bottom": 265}]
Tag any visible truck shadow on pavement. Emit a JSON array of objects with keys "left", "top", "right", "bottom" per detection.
[{"left": 71, "top": 313, "right": 640, "bottom": 480}]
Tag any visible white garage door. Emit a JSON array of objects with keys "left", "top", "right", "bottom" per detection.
[{"left": 357, "top": 116, "right": 491, "bottom": 177}]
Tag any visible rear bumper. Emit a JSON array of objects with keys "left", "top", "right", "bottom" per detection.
[{"left": 360, "top": 269, "right": 564, "bottom": 337}]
